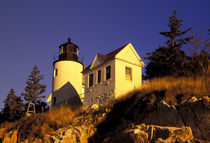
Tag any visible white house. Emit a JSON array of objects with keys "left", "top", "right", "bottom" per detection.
[
  {"left": 82, "top": 43, "right": 145, "bottom": 107},
  {"left": 47, "top": 38, "right": 144, "bottom": 108}
]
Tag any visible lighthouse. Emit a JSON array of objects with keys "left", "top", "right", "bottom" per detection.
[{"left": 51, "top": 38, "right": 84, "bottom": 108}]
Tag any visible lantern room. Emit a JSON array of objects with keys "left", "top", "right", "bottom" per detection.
[{"left": 58, "top": 38, "right": 79, "bottom": 61}]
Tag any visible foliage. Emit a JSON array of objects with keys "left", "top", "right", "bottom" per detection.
[
  {"left": 0, "top": 111, "right": 2, "bottom": 123},
  {"left": 145, "top": 46, "right": 191, "bottom": 78},
  {"left": 21, "top": 65, "right": 46, "bottom": 104},
  {"left": 1, "top": 89, "right": 24, "bottom": 122},
  {"left": 145, "top": 10, "right": 192, "bottom": 79},
  {"left": 187, "top": 31, "right": 210, "bottom": 75},
  {"left": 160, "top": 10, "right": 192, "bottom": 49},
  {"left": 35, "top": 101, "right": 48, "bottom": 113}
]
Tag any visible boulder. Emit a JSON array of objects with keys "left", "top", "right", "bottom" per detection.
[
  {"left": 178, "top": 96, "right": 210, "bottom": 141},
  {"left": 140, "top": 101, "right": 184, "bottom": 127},
  {"left": 103, "top": 124, "right": 195, "bottom": 143},
  {"left": 135, "top": 97, "right": 210, "bottom": 141}
]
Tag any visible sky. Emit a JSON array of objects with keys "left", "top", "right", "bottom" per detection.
[{"left": 0, "top": 0, "right": 209, "bottom": 109}]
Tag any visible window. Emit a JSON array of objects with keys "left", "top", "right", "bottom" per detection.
[
  {"left": 125, "top": 67, "right": 132, "bottom": 80},
  {"left": 63, "top": 46, "right": 67, "bottom": 53},
  {"left": 59, "top": 46, "right": 63, "bottom": 55},
  {"left": 53, "top": 97, "right": 56, "bottom": 105},
  {"left": 55, "top": 69, "right": 58, "bottom": 76},
  {"left": 97, "top": 70, "right": 101, "bottom": 83},
  {"left": 54, "top": 69, "right": 58, "bottom": 77},
  {"left": 67, "top": 47, "right": 71, "bottom": 54},
  {"left": 106, "top": 66, "right": 111, "bottom": 80},
  {"left": 89, "top": 73, "right": 93, "bottom": 87},
  {"left": 73, "top": 48, "right": 77, "bottom": 56}
]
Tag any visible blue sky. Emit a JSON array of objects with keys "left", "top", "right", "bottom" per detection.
[{"left": 0, "top": 0, "right": 209, "bottom": 109}]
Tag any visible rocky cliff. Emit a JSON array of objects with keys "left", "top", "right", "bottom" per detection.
[
  {"left": 1, "top": 94, "right": 209, "bottom": 143},
  {"left": 88, "top": 94, "right": 209, "bottom": 143}
]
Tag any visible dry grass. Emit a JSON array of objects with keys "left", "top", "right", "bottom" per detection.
[
  {"left": 137, "top": 74, "right": 210, "bottom": 104},
  {"left": 44, "top": 105, "right": 81, "bottom": 126},
  {"left": 140, "top": 76, "right": 209, "bottom": 96},
  {"left": 0, "top": 106, "right": 83, "bottom": 142}
]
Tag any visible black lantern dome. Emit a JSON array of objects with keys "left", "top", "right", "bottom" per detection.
[{"left": 58, "top": 38, "right": 79, "bottom": 61}]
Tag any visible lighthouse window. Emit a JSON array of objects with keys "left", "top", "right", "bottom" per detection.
[
  {"left": 63, "top": 47, "right": 67, "bottom": 53},
  {"left": 59, "top": 46, "right": 63, "bottom": 55},
  {"left": 54, "top": 68, "right": 58, "bottom": 77},
  {"left": 74, "top": 48, "right": 77, "bottom": 52},
  {"left": 89, "top": 73, "right": 93, "bottom": 87},
  {"left": 106, "top": 66, "right": 111, "bottom": 80},
  {"left": 67, "top": 47, "right": 71, "bottom": 54}
]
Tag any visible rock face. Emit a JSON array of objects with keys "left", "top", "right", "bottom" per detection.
[
  {"left": 139, "top": 100, "right": 184, "bottom": 127},
  {"left": 102, "top": 124, "right": 194, "bottom": 143},
  {"left": 178, "top": 96, "right": 210, "bottom": 140},
  {"left": 44, "top": 123, "right": 96, "bottom": 143},
  {"left": 43, "top": 111, "right": 102, "bottom": 143},
  {"left": 139, "top": 96, "right": 210, "bottom": 141},
  {"left": 0, "top": 96, "right": 209, "bottom": 142},
  {"left": 89, "top": 95, "right": 210, "bottom": 142}
]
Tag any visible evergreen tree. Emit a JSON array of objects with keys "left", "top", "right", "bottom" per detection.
[
  {"left": 0, "top": 111, "right": 3, "bottom": 123},
  {"left": 35, "top": 101, "right": 49, "bottom": 113},
  {"left": 2, "top": 89, "right": 24, "bottom": 121},
  {"left": 21, "top": 65, "right": 46, "bottom": 104},
  {"left": 145, "top": 10, "right": 192, "bottom": 79},
  {"left": 160, "top": 10, "right": 192, "bottom": 49}
]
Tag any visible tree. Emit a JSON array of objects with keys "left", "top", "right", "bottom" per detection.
[
  {"left": 35, "top": 101, "right": 49, "bottom": 113},
  {"left": 187, "top": 31, "right": 210, "bottom": 75},
  {"left": 160, "top": 10, "right": 192, "bottom": 49},
  {"left": 145, "top": 10, "right": 192, "bottom": 79},
  {"left": 2, "top": 89, "right": 24, "bottom": 121},
  {"left": 21, "top": 65, "right": 46, "bottom": 104},
  {"left": 0, "top": 111, "right": 3, "bottom": 123}
]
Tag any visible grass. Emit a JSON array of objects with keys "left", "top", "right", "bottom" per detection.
[
  {"left": 0, "top": 106, "right": 83, "bottom": 142},
  {"left": 141, "top": 76, "right": 209, "bottom": 96},
  {"left": 44, "top": 105, "right": 81, "bottom": 127},
  {"left": 21, "top": 106, "right": 83, "bottom": 141},
  {"left": 1, "top": 72, "right": 209, "bottom": 142},
  {"left": 138, "top": 75, "right": 209, "bottom": 104}
]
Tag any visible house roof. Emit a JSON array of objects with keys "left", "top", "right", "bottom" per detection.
[
  {"left": 82, "top": 44, "right": 128, "bottom": 73},
  {"left": 97, "top": 46, "right": 125, "bottom": 62}
]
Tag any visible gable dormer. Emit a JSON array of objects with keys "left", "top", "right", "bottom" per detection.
[
  {"left": 90, "top": 54, "right": 105, "bottom": 69},
  {"left": 115, "top": 43, "right": 145, "bottom": 67},
  {"left": 82, "top": 43, "right": 144, "bottom": 73}
]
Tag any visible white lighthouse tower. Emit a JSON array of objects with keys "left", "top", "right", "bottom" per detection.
[{"left": 51, "top": 38, "right": 84, "bottom": 108}]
